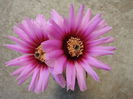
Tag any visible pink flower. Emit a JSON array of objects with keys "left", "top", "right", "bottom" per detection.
[
  {"left": 5, "top": 15, "right": 65, "bottom": 93},
  {"left": 42, "top": 5, "right": 116, "bottom": 91}
]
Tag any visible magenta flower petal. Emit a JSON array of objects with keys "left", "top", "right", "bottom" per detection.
[
  {"left": 89, "top": 36, "right": 114, "bottom": 46},
  {"left": 16, "top": 65, "right": 34, "bottom": 81},
  {"left": 35, "top": 14, "right": 46, "bottom": 26},
  {"left": 81, "top": 60, "right": 99, "bottom": 81},
  {"left": 69, "top": 4, "right": 75, "bottom": 28},
  {"left": 75, "top": 5, "right": 84, "bottom": 29},
  {"left": 90, "top": 46, "right": 116, "bottom": 51},
  {"left": 11, "top": 66, "right": 25, "bottom": 76},
  {"left": 51, "top": 9, "right": 63, "bottom": 27},
  {"left": 52, "top": 73, "right": 66, "bottom": 88},
  {"left": 8, "top": 36, "right": 34, "bottom": 48},
  {"left": 36, "top": 68, "right": 49, "bottom": 93},
  {"left": 81, "top": 8, "right": 91, "bottom": 27},
  {"left": 45, "top": 50, "right": 63, "bottom": 60},
  {"left": 66, "top": 62, "right": 76, "bottom": 91},
  {"left": 89, "top": 49, "right": 114, "bottom": 56},
  {"left": 53, "top": 56, "right": 66, "bottom": 74},
  {"left": 18, "top": 71, "right": 32, "bottom": 85},
  {"left": 28, "top": 67, "right": 40, "bottom": 92},
  {"left": 42, "top": 40, "right": 62, "bottom": 52},
  {"left": 90, "top": 26, "right": 112, "bottom": 39},
  {"left": 13, "top": 26, "right": 31, "bottom": 43},
  {"left": 84, "top": 14, "right": 102, "bottom": 35},
  {"left": 6, "top": 55, "right": 33, "bottom": 66},
  {"left": 49, "top": 67, "right": 66, "bottom": 88},
  {"left": 86, "top": 56, "right": 111, "bottom": 70},
  {"left": 6, "top": 15, "right": 65, "bottom": 93},
  {"left": 75, "top": 62, "right": 87, "bottom": 91},
  {"left": 43, "top": 4, "right": 115, "bottom": 91},
  {"left": 5, "top": 44, "right": 33, "bottom": 53}
]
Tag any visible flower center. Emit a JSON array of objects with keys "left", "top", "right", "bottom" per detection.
[
  {"left": 67, "top": 37, "right": 84, "bottom": 57},
  {"left": 34, "top": 45, "right": 45, "bottom": 62}
]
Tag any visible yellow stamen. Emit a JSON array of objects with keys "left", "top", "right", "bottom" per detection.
[
  {"left": 67, "top": 37, "right": 84, "bottom": 57},
  {"left": 34, "top": 45, "right": 45, "bottom": 62}
]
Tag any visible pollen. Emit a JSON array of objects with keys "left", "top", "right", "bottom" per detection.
[
  {"left": 34, "top": 45, "right": 45, "bottom": 62},
  {"left": 67, "top": 37, "right": 84, "bottom": 57}
]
